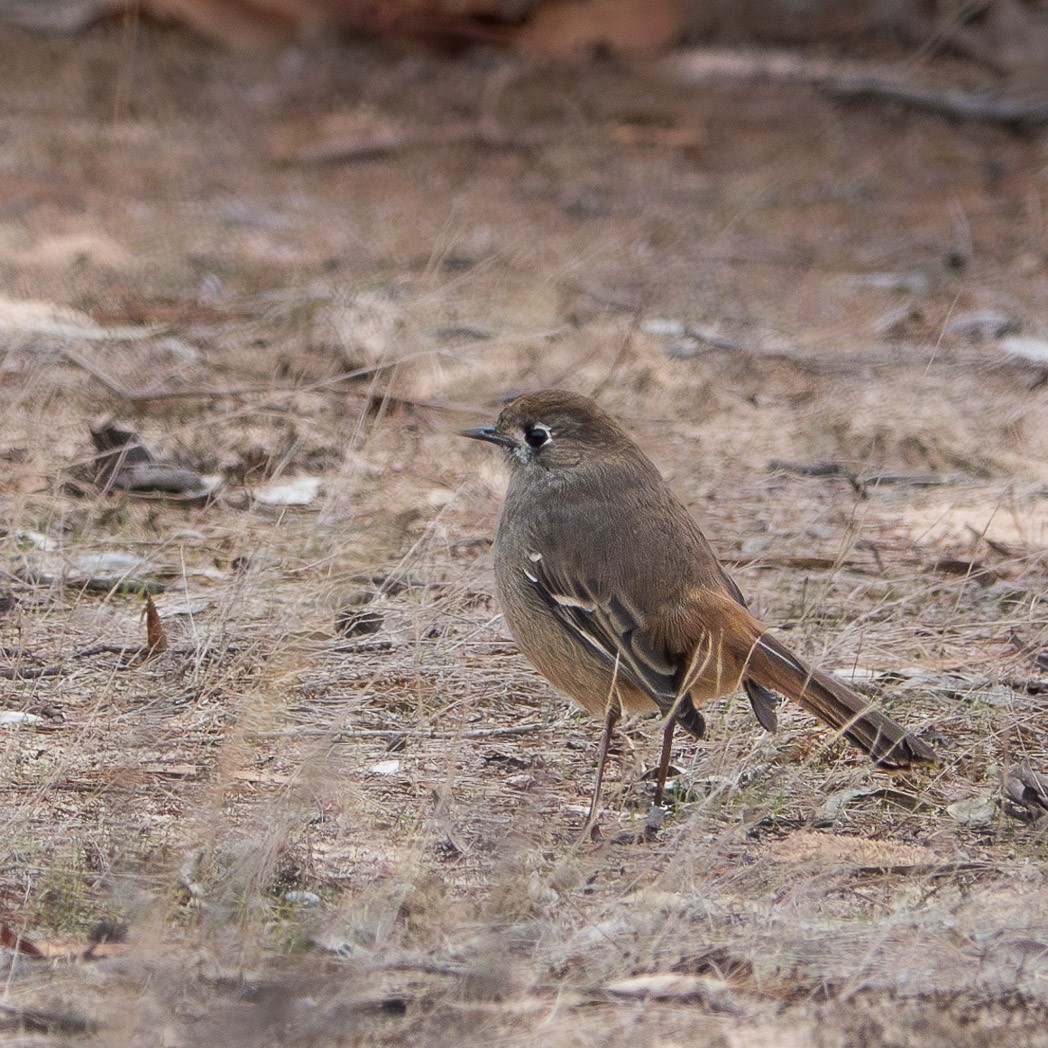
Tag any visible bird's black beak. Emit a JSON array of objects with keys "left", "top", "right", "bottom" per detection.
[{"left": 460, "top": 426, "right": 516, "bottom": 449}]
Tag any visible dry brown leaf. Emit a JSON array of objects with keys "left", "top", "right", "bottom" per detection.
[
  {"left": 144, "top": 594, "right": 169, "bottom": 655},
  {"left": 0, "top": 920, "right": 45, "bottom": 957},
  {"left": 517, "top": 0, "right": 683, "bottom": 58}
]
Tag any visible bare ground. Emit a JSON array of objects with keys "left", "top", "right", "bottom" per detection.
[{"left": 1, "top": 24, "right": 1048, "bottom": 1046}]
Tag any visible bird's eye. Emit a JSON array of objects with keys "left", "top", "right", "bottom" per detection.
[{"left": 524, "top": 424, "right": 551, "bottom": 449}]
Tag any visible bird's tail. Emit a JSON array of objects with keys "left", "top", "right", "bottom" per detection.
[{"left": 744, "top": 629, "right": 936, "bottom": 768}]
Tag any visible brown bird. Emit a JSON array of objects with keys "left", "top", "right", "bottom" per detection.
[{"left": 462, "top": 390, "right": 935, "bottom": 823}]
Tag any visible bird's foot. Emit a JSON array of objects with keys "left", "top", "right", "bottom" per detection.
[{"left": 610, "top": 804, "right": 665, "bottom": 844}]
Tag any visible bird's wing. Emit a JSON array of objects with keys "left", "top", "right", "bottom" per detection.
[
  {"left": 521, "top": 555, "right": 682, "bottom": 711},
  {"left": 522, "top": 551, "right": 935, "bottom": 769}
]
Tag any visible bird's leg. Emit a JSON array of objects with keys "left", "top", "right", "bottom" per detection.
[
  {"left": 585, "top": 703, "right": 620, "bottom": 829},
  {"left": 653, "top": 716, "right": 676, "bottom": 808},
  {"left": 655, "top": 700, "right": 705, "bottom": 807}
]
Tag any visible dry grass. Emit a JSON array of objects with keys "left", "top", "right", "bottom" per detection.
[{"left": 1, "top": 25, "right": 1048, "bottom": 1046}]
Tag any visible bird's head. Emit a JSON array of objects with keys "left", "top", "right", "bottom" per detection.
[{"left": 461, "top": 390, "right": 633, "bottom": 473}]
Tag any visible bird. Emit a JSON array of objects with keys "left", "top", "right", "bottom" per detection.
[{"left": 462, "top": 389, "right": 936, "bottom": 824}]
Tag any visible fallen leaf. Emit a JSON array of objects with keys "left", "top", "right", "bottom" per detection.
[
  {"left": 144, "top": 594, "right": 169, "bottom": 655},
  {"left": 0, "top": 921, "right": 45, "bottom": 957}
]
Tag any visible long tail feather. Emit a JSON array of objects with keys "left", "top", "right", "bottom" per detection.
[{"left": 746, "top": 630, "right": 936, "bottom": 768}]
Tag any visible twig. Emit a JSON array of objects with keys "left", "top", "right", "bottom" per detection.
[
  {"left": 725, "top": 555, "right": 857, "bottom": 572},
  {"left": 665, "top": 48, "right": 1048, "bottom": 129},
  {"left": 820, "top": 78, "right": 1048, "bottom": 129},
  {"left": 0, "top": 663, "right": 64, "bottom": 680},
  {"left": 768, "top": 460, "right": 967, "bottom": 489},
  {"left": 57, "top": 352, "right": 431, "bottom": 407},
  {"left": 0, "top": 640, "right": 198, "bottom": 679},
  {"left": 378, "top": 958, "right": 473, "bottom": 977}
]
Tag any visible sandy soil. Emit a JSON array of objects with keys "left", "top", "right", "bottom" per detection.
[{"left": 1, "top": 23, "right": 1047, "bottom": 1047}]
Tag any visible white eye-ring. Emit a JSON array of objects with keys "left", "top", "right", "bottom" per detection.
[{"left": 523, "top": 424, "right": 551, "bottom": 449}]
